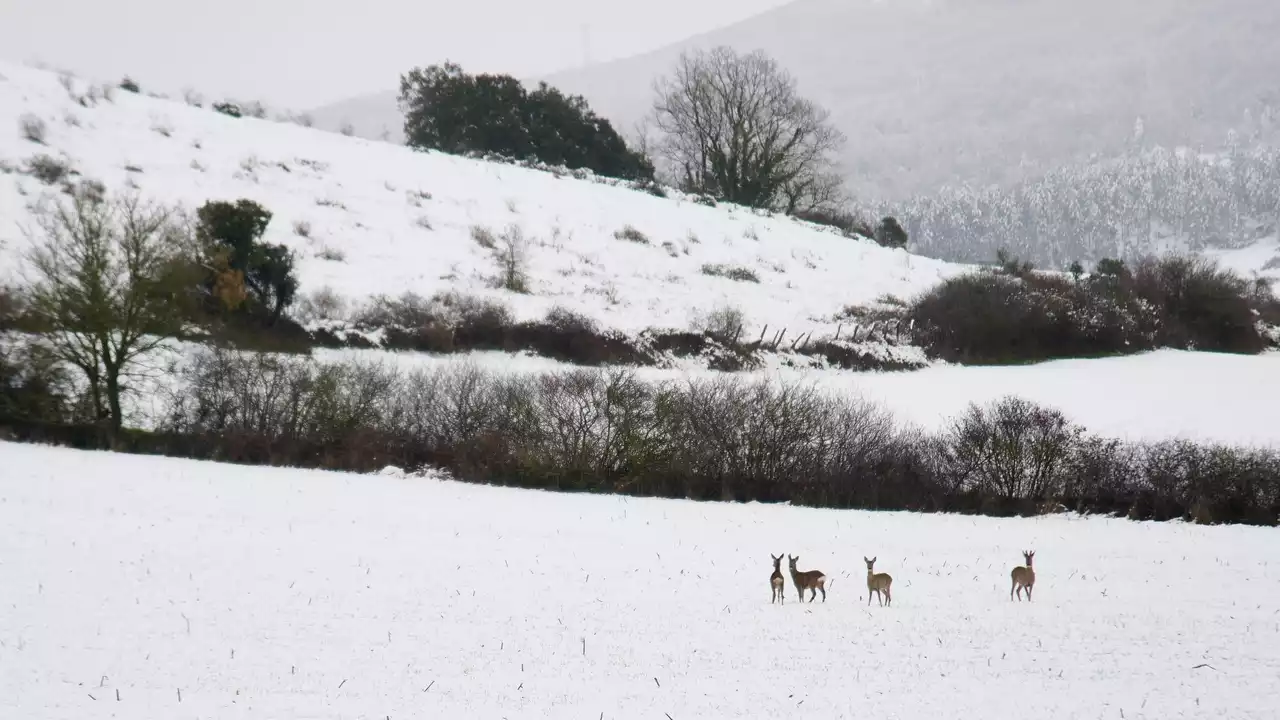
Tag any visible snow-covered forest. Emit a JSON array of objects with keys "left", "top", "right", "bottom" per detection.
[{"left": 884, "top": 124, "right": 1280, "bottom": 268}]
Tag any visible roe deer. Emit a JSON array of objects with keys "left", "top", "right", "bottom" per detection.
[
  {"left": 770, "top": 554, "right": 785, "bottom": 604},
  {"left": 788, "top": 555, "right": 826, "bottom": 603},
  {"left": 865, "top": 556, "right": 893, "bottom": 607},
  {"left": 1011, "top": 550, "right": 1036, "bottom": 601}
]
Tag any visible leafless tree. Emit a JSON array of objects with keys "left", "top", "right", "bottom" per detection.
[
  {"left": 651, "top": 46, "right": 846, "bottom": 212},
  {"left": 23, "top": 189, "right": 192, "bottom": 436},
  {"left": 494, "top": 223, "right": 530, "bottom": 293},
  {"left": 946, "top": 396, "right": 1082, "bottom": 500}
]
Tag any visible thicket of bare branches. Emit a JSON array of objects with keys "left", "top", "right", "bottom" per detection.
[
  {"left": 143, "top": 353, "right": 1280, "bottom": 524},
  {"left": 651, "top": 46, "right": 846, "bottom": 213}
]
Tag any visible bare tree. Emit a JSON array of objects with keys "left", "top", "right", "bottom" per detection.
[
  {"left": 946, "top": 396, "right": 1081, "bottom": 500},
  {"left": 651, "top": 46, "right": 846, "bottom": 212},
  {"left": 23, "top": 189, "right": 192, "bottom": 436},
  {"left": 494, "top": 223, "right": 530, "bottom": 293}
]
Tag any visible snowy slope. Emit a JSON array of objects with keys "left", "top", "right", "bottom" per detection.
[
  {"left": 0, "top": 62, "right": 962, "bottom": 341},
  {"left": 1207, "top": 238, "right": 1280, "bottom": 285},
  {"left": 3, "top": 442, "right": 1279, "bottom": 720}
]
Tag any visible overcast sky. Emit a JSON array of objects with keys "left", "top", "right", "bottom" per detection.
[{"left": 0, "top": 0, "right": 792, "bottom": 110}]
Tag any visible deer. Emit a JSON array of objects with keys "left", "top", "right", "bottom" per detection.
[
  {"left": 865, "top": 556, "right": 893, "bottom": 607},
  {"left": 770, "top": 554, "right": 785, "bottom": 604},
  {"left": 1011, "top": 550, "right": 1036, "bottom": 601},
  {"left": 788, "top": 555, "right": 827, "bottom": 603}
]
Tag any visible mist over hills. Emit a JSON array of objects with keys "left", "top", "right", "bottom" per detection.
[{"left": 315, "top": 0, "right": 1280, "bottom": 200}]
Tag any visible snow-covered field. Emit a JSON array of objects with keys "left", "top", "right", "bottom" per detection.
[
  {"left": 2, "top": 442, "right": 1278, "bottom": 719},
  {"left": 0, "top": 61, "right": 962, "bottom": 341}
]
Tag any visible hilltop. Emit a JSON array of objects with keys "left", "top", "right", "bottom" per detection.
[
  {"left": 314, "top": 0, "right": 1280, "bottom": 203},
  {"left": 0, "top": 60, "right": 958, "bottom": 366}
]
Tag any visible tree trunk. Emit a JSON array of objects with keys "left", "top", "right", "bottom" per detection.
[
  {"left": 269, "top": 295, "right": 285, "bottom": 326},
  {"left": 104, "top": 362, "right": 123, "bottom": 444}
]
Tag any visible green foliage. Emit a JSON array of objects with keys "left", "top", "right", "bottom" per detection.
[
  {"left": 212, "top": 101, "right": 242, "bottom": 118},
  {"left": 398, "top": 62, "right": 653, "bottom": 181},
  {"left": 873, "top": 216, "right": 909, "bottom": 248},
  {"left": 196, "top": 199, "right": 298, "bottom": 324},
  {"left": 1095, "top": 257, "right": 1128, "bottom": 277}
]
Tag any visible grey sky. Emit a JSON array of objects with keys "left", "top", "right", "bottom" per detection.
[{"left": 0, "top": 0, "right": 792, "bottom": 110}]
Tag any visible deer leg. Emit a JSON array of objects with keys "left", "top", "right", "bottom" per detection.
[
  {"left": 885, "top": 588, "right": 892, "bottom": 606},
  {"left": 1026, "top": 585, "right": 1033, "bottom": 601},
  {"left": 820, "top": 584, "right": 826, "bottom": 603},
  {"left": 1011, "top": 582, "right": 1017, "bottom": 601}
]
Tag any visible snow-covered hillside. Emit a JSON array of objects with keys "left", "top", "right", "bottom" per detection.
[
  {"left": 3, "top": 442, "right": 1278, "bottom": 719},
  {"left": 0, "top": 61, "right": 961, "bottom": 343}
]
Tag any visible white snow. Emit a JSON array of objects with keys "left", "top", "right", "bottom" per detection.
[
  {"left": 0, "top": 61, "right": 963, "bottom": 341},
  {"left": 1206, "top": 237, "right": 1280, "bottom": 284},
  {"left": 2, "top": 441, "right": 1278, "bottom": 719}
]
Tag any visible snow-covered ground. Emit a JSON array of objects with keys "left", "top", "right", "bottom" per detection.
[
  {"left": 1207, "top": 237, "right": 1280, "bottom": 284},
  {"left": 2, "top": 442, "right": 1278, "bottom": 719},
  {"left": 0, "top": 61, "right": 962, "bottom": 341}
]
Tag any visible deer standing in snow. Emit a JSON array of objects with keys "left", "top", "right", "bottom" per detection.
[
  {"left": 865, "top": 556, "right": 893, "bottom": 606},
  {"left": 1011, "top": 550, "right": 1036, "bottom": 601},
  {"left": 788, "top": 555, "right": 826, "bottom": 603},
  {"left": 770, "top": 554, "right": 785, "bottom": 604}
]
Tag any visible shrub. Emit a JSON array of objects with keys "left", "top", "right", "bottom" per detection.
[
  {"left": 315, "top": 246, "right": 346, "bottom": 262},
  {"left": 399, "top": 62, "right": 653, "bottom": 181},
  {"left": 493, "top": 224, "right": 530, "bottom": 293},
  {"left": 791, "top": 207, "right": 874, "bottom": 237},
  {"left": 691, "top": 305, "right": 745, "bottom": 342},
  {"left": 0, "top": 341, "right": 73, "bottom": 424},
  {"left": 470, "top": 225, "right": 497, "bottom": 250},
  {"left": 293, "top": 220, "right": 312, "bottom": 238},
  {"left": 873, "top": 216, "right": 908, "bottom": 248},
  {"left": 614, "top": 225, "right": 649, "bottom": 244},
  {"left": 543, "top": 306, "right": 598, "bottom": 335},
  {"left": 213, "top": 102, "right": 242, "bottom": 118},
  {"left": 19, "top": 114, "right": 47, "bottom": 144},
  {"left": 119, "top": 76, "right": 140, "bottom": 93},
  {"left": 1130, "top": 256, "right": 1263, "bottom": 353},
  {"left": 1095, "top": 257, "right": 1128, "bottom": 277},
  {"left": 909, "top": 255, "right": 1268, "bottom": 364},
  {"left": 24, "top": 154, "right": 73, "bottom": 185},
  {"left": 942, "top": 396, "right": 1082, "bottom": 508},
  {"left": 294, "top": 287, "right": 348, "bottom": 324},
  {"left": 701, "top": 263, "right": 760, "bottom": 283}
]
